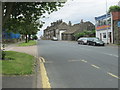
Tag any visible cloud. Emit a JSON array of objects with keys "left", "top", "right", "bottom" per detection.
[{"left": 37, "top": 0, "right": 119, "bottom": 37}]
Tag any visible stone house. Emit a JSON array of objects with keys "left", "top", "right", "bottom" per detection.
[
  {"left": 44, "top": 19, "right": 95, "bottom": 41},
  {"left": 62, "top": 20, "right": 95, "bottom": 40},
  {"left": 44, "top": 20, "right": 70, "bottom": 40}
]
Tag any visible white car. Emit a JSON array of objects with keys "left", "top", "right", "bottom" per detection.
[{"left": 51, "top": 37, "right": 58, "bottom": 41}]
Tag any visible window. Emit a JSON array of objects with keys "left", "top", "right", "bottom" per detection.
[{"left": 103, "top": 33, "right": 106, "bottom": 38}]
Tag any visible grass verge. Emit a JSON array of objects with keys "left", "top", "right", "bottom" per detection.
[
  {"left": 0, "top": 51, "right": 35, "bottom": 75},
  {"left": 18, "top": 40, "right": 36, "bottom": 46}
]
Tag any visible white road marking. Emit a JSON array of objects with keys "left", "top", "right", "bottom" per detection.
[
  {"left": 107, "top": 72, "right": 119, "bottom": 79},
  {"left": 81, "top": 60, "right": 87, "bottom": 63},
  {"left": 68, "top": 60, "right": 81, "bottom": 62},
  {"left": 103, "top": 53, "right": 118, "bottom": 57},
  {"left": 91, "top": 64, "right": 100, "bottom": 69}
]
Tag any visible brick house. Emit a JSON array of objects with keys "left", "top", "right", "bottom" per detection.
[{"left": 112, "top": 11, "right": 120, "bottom": 44}]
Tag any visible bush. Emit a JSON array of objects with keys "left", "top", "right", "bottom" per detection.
[{"left": 32, "top": 35, "right": 38, "bottom": 40}]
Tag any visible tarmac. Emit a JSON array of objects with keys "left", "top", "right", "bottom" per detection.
[
  {"left": 2, "top": 41, "right": 42, "bottom": 88},
  {"left": 1, "top": 41, "right": 119, "bottom": 89}
]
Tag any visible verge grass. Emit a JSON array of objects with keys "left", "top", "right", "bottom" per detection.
[
  {"left": 0, "top": 51, "right": 35, "bottom": 75},
  {"left": 18, "top": 40, "right": 36, "bottom": 46}
]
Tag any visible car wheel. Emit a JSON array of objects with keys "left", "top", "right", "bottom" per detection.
[{"left": 93, "top": 43, "right": 96, "bottom": 46}]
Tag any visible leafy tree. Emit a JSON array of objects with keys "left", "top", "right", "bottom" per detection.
[
  {"left": 109, "top": 5, "right": 120, "bottom": 12},
  {"left": 74, "top": 30, "right": 95, "bottom": 39},
  {"left": 2, "top": 2, "right": 65, "bottom": 43}
]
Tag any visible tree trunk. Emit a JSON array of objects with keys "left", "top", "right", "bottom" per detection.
[
  {"left": 25, "top": 34, "right": 28, "bottom": 43},
  {"left": 28, "top": 34, "right": 31, "bottom": 41}
]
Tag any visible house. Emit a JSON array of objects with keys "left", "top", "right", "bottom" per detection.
[
  {"left": 44, "top": 20, "right": 70, "bottom": 40},
  {"left": 111, "top": 11, "right": 120, "bottom": 44},
  {"left": 44, "top": 19, "right": 95, "bottom": 41},
  {"left": 62, "top": 20, "right": 95, "bottom": 41}
]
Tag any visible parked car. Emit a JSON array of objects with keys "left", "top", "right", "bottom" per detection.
[
  {"left": 87, "top": 37, "right": 99, "bottom": 45},
  {"left": 87, "top": 38, "right": 105, "bottom": 46},
  {"left": 51, "top": 37, "right": 58, "bottom": 41},
  {"left": 77, "top": 37, "right": 89, "bottom": 45}
]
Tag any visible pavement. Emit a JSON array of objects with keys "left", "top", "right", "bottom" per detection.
[{"left": 2, "top": 41, "right": 42, "bottom": 88}]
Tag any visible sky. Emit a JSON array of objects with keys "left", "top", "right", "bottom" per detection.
[{"left": 37, "top": 0, "right": 119, "bottom": 38}]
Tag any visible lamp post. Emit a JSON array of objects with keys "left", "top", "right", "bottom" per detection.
[{"left": 106, "top": 0, "right": 109, "bottom": 44}]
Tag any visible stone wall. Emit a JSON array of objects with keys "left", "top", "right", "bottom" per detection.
[{"left": 113, "top": 20, "right": 120, "bottom": 44}]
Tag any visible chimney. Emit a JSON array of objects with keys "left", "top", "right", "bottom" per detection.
[
  {"left": 81, "top": 19, "right": 84, "bottom": 23},
  {"left": 118, "top": 1, "right": 120, "bottom": 6},
  {"left": 68, "top": 21, "right": 72, "bottom": 26}
]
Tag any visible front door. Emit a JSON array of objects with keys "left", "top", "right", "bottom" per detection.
[
  {"left": 100, "top": 33, "right": 102, "bottom": 40},
  {"left": 109, "top": 32, "right": 112, "bottom": 43}
]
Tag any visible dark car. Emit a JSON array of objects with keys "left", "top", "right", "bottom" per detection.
[
  {"left": 87, "top": 38, "right": 105, "bottom": 46},
  {"left": 87, "top": 38, "right": 99, "bottom": 45},
  {"left": 77, "top": 37, "right": 89, "bottom": 45}
]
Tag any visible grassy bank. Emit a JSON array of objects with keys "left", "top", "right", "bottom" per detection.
[
  {"left": 0, "top": 51, "right": 35, "bottom": 75},
  {"left": 18, "top": 40, "right": 36, "bottom": 46}
]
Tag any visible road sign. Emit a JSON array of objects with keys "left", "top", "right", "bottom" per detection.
[{"left": 118, "top": 21, "right": 120, "bottom": 27}]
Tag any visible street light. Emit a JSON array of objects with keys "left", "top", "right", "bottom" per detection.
[{"left": 106, "top": 0, "right": 109, "bottom": 44}]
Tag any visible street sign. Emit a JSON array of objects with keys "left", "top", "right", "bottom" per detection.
[{"left": 118, "top": 21, "right": 120, "bottom": 27}]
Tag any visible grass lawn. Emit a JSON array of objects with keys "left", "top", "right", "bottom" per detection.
[
  {"left": 0, "top": 51, "right": 35, "bottom": 75},
  {"left": 18, "top": 40, "right": 36, "bottom": 46}
]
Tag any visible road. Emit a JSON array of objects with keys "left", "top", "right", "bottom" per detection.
[{"left": 37, "top": 40, "right": 118, "bottom": 88}]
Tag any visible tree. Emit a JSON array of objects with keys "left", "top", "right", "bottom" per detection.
[
  {"left": 74, "top": 30, "right": 95, "bottom": 39},
  {"left": 109, "top": 5, "right": 120, "bottom": 12},
  {"left": 2, "top": 2, "right": 64, "bottom": 27},
  {"left": 2, "top": 2, "right": 65, "bottom": 43}
]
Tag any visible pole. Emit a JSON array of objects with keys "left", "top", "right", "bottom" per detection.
[{"left": 106, "top": 0, "right": 109, "bottom": 44}]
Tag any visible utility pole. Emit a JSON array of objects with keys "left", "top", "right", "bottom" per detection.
[{"left": 106, "top": 0, "right": 109, "bottom": 44}]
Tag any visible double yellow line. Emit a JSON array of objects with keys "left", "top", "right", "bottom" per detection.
[{"left": 39, "top": 57, "right": 51, "bottom": 88}]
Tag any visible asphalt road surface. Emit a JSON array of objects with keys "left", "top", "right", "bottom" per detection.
[{"left": 37, "top": 40, "right": 118, "bottom": 88}]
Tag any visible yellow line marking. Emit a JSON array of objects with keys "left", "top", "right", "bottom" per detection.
[
  {"left": 81, "top": 60, "right": 87, "bottom": 63},
  {"left": 91, "top": 64, "right": 100, "bottom": 69},
  {"left": 107, "top": 72, "right": 119, "bottom": 79},
  {"left": 40, "top": 57, "right": 45, "bottom": 63},
  {"left": 39, "top": 57, "right": 51, "bottom": 88}
]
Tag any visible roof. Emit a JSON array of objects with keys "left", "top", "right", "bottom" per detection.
[
  {"left": 63, "top": 29, "right": 77, "bottom": 34},
  {"left": 95, "top": 13, "right": 111, "bottom": 21}
]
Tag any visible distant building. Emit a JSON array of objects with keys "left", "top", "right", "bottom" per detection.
[
  {"left": 62, "top": 20, "right": 95, "bottom": 41},
  {"left": 44, "top": 20, "right": 95, "bottom": 41},
  {"left": 44, "top": 20, "right": 70, "bottom": 40}
]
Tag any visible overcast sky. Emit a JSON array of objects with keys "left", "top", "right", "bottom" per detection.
[{"left": 37, "top": 0, "right": 119, "bottom": 37}]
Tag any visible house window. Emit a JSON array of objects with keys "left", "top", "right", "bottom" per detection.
[{"left": 103, "top": 33, "right": 106, "bottom": 38}]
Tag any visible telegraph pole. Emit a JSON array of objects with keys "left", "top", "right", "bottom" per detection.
[{"left": 106, "top": 0, "right": 109, "bottom": 44}]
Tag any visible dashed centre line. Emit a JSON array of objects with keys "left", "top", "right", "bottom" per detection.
[
  {"left": 81, "top": 60, "right": 88, "bottom": 63},
  {"left": 107, "top": 72, "right": 119, "bottom": 79},
  {"left": 91, "top": 64, "right": 100, "bottom": 69}
]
